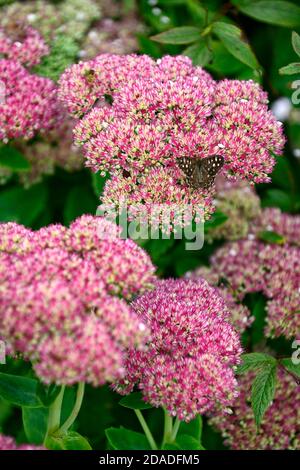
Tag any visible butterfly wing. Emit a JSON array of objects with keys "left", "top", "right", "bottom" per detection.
[
  {"left": 178, "top": 155, "right": 224, "bottom": 190},
  {"left": 197, "top": 155, "right": 224, "bottom": 189},
  {"left": 177, "top": 157, "right": 199, "bottom": 188}
]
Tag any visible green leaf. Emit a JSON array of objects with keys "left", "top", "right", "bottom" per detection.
[
  {"left": 0, "top": 146, "right": 30, "bottom": 171},
  {"left": 151, "top": 27, "right": 201, "bottom": 45},
  {"left": 237, "top": 353, "right": 276, "bottom": 374},
  {"left": 0, "top": 372, "right": 41, "bottom": 407},
  {"left": 146, "top": 239, "right": 175, "bottom": 262},
  {"left": 271, "top": 155, "right": 294, "bottom": 190},
  {"left": 292, "top": 31, "right": 300, "bottom": 57},
  {"left": 0, "top": 183, "right": 48, "bottom": 225},
  {"left": 258, "top": 230, "right": 286, "bottom": 245},
  {"left": 105, "top": 427, "right": 151, "bottom": 450},
  {"left": 204, "top": 210, "right": 228, "bottom": 232},
  {"left": 162, "top": 442, "right": 181, "bottom": 450},
  {"left": 45, "top": 431, "right": 92, "bottom": 450},
  {"left": 183, "top": 41, "right": 212, "bottom": 66},
  {"left": 261, "top": 189, "right": 293, "bottom": 212},
  {"left": 233, "top": 1, "right": 300, "bottom": 28},
  {"left": 22, "top": 406, "right": 49, "bottom": 444},
  {"left": 91, "top": 171, "right": 108, "bottom": 197},
  {"left": 63, "top": 185, "right": 97, "bottom": 225},
  {"left": 251, "top": 363, "right": 277, "bottom": 428},
  {"left": 175, "top": 434, "right": 205, "bottom": 450},
  {"left": 279, "top": 358, "right": 300, "bottom": 378},
  {"left": 178, "top": 415, "right": 203, "bottom": 441},
  {"left": 186, "top": 1, "right": 208, "bottom": 27},
  {"left": 279, "top": 62, "right": 300, "bottom": 75},
  {"left": 212, "top": 22, "right": 260, "bottom": 70},
  {"left": 250, "top": 295, "right": 267, "bottom": 345},
  {"left": 119, "top": 392, "right": 152, "bottom": 410},
  {"left": 37, "top": 383, "right": 62, "bottom": 407}
]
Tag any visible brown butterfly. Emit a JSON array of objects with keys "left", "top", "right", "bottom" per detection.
[{"left": 177, "top": 155, "right": 224, "bottom": 190}]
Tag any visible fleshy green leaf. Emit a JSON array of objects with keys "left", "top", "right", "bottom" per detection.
[
  {"left": 237, "top": 353, "right": 276, "bottom": 374},
  {"left": 204, "top": 210, "right": 228, "bottom": 231},
  {"left": 0, "top": 183, "right": 48, "bottom": 225},
  {"left": 0, "top": 146, "right": 31, "bottom": 171},
  {"left": 183, "top": 41, "right": 212, "bottom": 66},
  {"left": 186, "top": 1, "right": 208, "bottom": 27},
  {"left": 105, "top": 427, "right": 151, "bottom": 450},
  {"left": 212, "top": 22, "right": 260, "bottom": 70},
  {"left": 119, "top": 392, "right": 152, "bottom": 410},
  {"left": 279, "top": 62, "right": 300, "bottom": 75},
  {"left": 0, "top": 372, "right": 41, "bottom": 407},
  {"left": 63, "top": 185, "right": 97, "bottom": 225},
  {"left": 175, "top": 434, "right": 205, "bottom": 450},
  {"left": 251, "top": 363, "right": 277, "bottom": 427},
  {"left": 37, "top": 383, "right": 62, "bottom": 407},
  {"left": 262, "top": 189, "right": 293, "bottom": 212},
  {"left": 178, "top": 416, "right": 203, "bottom": 441},
  {"left": 45, "top": 431, "right": 92, "bottom": 450},
  {"left": 233, "top": 1, "right": 300, "bottom": 28},
  {"left": 250, "top": 295, "right": 267, "bottom": 345},
  {"left": 162, "top": 442, "right": 181, "bottom": 450},
  {"left": 151, "top": 26, "right": 201, "bottom": 44},
  {"left": 279, "top": 358, "right": 300, "bottom": 378},
  {"left": 292, "top": 31, "right": 300, "bottom": 57},
  {"left": 91, "top": 171, "right": 108, "bottom": 197},
  {"left": 258, "top": 230, "right": 286, "bottom": 245},
  {"left": 22, "top": 406, "right": 49, "bottom": 444}
]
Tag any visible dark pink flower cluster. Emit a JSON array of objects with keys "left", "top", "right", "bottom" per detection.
[
  {"left": 0, "top": 216, "right": 155, "bottom": 385},
  {"left": 115, "top": 279, "right": 242, "bottom": 422},
  {"left": 59, "top": 54, "right": 284, "bottom": 187},
  {"left": 0, "top": 434, "right": 45, "bottom": 450},
  {"left": 192, "top": 210, "right": 300, "bottom": 338},
  {"left": 0, "top": 25, "right": 49, "bottom": 66},
  {"left": 186, "top": 266, "right": 254, "bottom": 333},
  {"left": 210, "top": 370, "right": 300, "bottom": 450},
  {"left": 0, "top": 60, "right": 61, "bottom": 141}
]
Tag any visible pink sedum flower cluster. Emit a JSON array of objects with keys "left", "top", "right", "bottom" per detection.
[
  {"left": 186, "top": 267, "right": 254, "bottom": 333},
  {"left": 58, "top": 54, "right": 284, "bottom": 228},
  {"left": 115, "top": 279, "right": 242, "bottom": 422},
  {"left": 59, "top": 54, "right": 284, "bottom": 184},
  {"left": 0, "top": 59, "right": 61, "bottom": 142},
  {"left": 210, "top": 370, "right": 300, "bottom": 450},
  {"left": 0, "top": 216, "right": 155, "bottom": 386},
  {"left": 192, "top": 209, "right": 300, "bottom": 339},
  {"left": 0, "top": 25, "right": 49, "bottom": 66},
  {"left": 0, "top": 434, "right": 45, "bottom": 450}
]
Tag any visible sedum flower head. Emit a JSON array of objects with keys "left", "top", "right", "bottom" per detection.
[
  {"left": 0, "top": 59, "right": 61, "bottom": 142},
  {"left": 192, "top": 209, "right": 300, "bottom": 339},
  {"left": 0, "top": 24, "right": 49, "bottom": 66},
  {"left": 0, "top": 216, "right": 155, "bottom": 385},
  {"left": 59, "top": 54, "right": 284, "bottom": 184},
  {"left": 115, "top": 279, "right": 242, "bottom": 421},
  {"left": 59, "top": 54, "right": 284, "bottom": 229}
]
